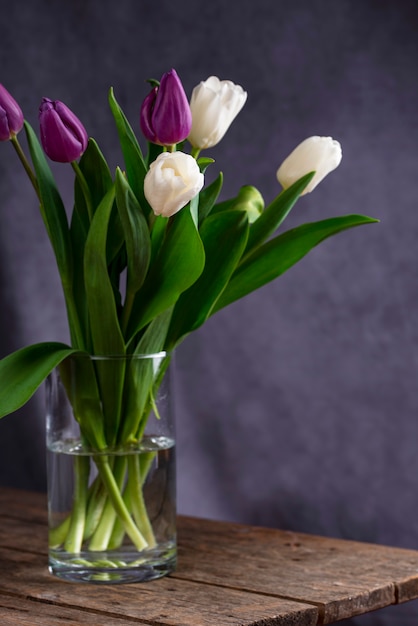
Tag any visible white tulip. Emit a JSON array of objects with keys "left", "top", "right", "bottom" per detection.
[
  {"left": 276, "top": 136, "right": 342, "bottom": 194},
  {"left": 144, "top": 151, "right": 204, "bottom": 218},
  {"left": 188, "top": 76, "right": 247, "bottom": 150}
]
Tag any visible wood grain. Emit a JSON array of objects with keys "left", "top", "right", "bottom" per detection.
[
  {"left": 0, "top": 488, "right": 47, "bottom": 524},
  {"left": 1, "top": 487, "right": 418, "bottom": 624},
  {"left": 0, "top": 593, "right": 150, "bottom": 625},
  {"left": 175, "top": 516, "right": 418, "bottom": 623},
  {"left": 0, "top": 546, "right": 318, "bottom": 626}
]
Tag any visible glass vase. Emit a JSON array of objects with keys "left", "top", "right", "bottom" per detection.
[{"left": 45, "top": 352, "right": 176, "bottom": 584}]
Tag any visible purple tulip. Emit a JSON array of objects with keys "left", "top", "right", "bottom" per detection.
[
  {"left": 39, "top": 98, "right": 88, "bottom": 163},
  {"left": 140, "top": 69, "right": 192, "bottom": 146},
  {"left": 0, "top": 84, "right": 24, "bottom": 141}
]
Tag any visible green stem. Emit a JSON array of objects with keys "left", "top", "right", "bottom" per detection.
[
  {"left": 140, "top": 451, "right": 157, "bottom": 486},
  {"left": 49, "top": 514, "right": 71, "bottom": 549},
  {"left": 89, "top": 456, "right": 127, "bottom": 551},
  {"left": 83, "top": 477, "right": 107, "bottom": 540},
  {"left": 63, "top": 285, "right": 86, "bottom": 350},
  {"left": 10, "top": 135, "right": 40, "bottom": 198},
  {"left": 71, "top": 160, "right": 94, "bottom": 221},
  {"left": 190, "top": 146, "right": 201, "bottom": 160},
  {"left": 128, "top": 454, "right": 156, "bottom": 547},
  {"left": 107, "top": 487, "right": 131, "bottom": 550},
  {"left": 94, "top": 455, "right": 148, "bottom": 550},
  {"left": 88, "top": 496, "right": 117, "bottom": 551},
  {"left": 50, "top": 468, "right": 100, "bottom": 548},
  {"left": 64, "top": 455, "right": 90, "bottom": 553},
  {"left": 121, "top": 289, "right": 135, "bottom": 337}
]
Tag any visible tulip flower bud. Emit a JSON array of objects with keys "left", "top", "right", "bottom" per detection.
[
  {"left": 234, "top": 185, "right": 264, "bottom": 223},
  {"left": 144, "top": 151, "right": 204, "bottom": 218},
  {"left": 276, "top": 136, "right": 342, "bottom": 194},
  {"left": 140, "top": 69, "right": 192, "bottom": 146},
  {"left": 39, "top": 98, "right": 88, "bottom": 163},
  {"left": 188, "top": 76, "right": 247, "bottom": 150},
  {"left": 0, "top": 84, "right": 24, "bottom": 141}
]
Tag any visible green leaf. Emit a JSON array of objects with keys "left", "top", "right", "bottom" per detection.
[
  {"left": 127, "top": 207, "right": 205, "bottom": 341},
  {"left": 243, "top": 172, "right": 315, "bottom": 257},
  {"left": 107, "top": 244, "right": 126, "bottom": 319},
  {"left": 108, "top": 88, "right": 150, "bottom": 217},
  {"left": 213, "top": 214, "right": 379, "bottom": 313},
  {"left": 197, "top": 157, "right": 215, "bottom": 172},
  {"left": 24, "top": 122, "right": 72, "bottom": 286},
  {"left": 0, "top": 342, "right": 79, "bottom": 418},
  {"left": 189, "top": 191, "right": 199, "bottom": 228},
  {"left": 84, "top": 185, "right": 127, "bottom": 443},
  {"left": 84, "top": 185, "right": 125, "bottom": 356},
  {"left": 210, "top": 185, "right": 264, "bottom": 226},
  {"left": 146, "top": 141, "right": 164, "bottom": 166},
  {"left": 115, "top": 168, "right": 151, "bottom": 299},
  {"left": 58, "top": 355, "right": 107, "bottom": 450},
  {"left": 190, "top": 159, "right": 215, "bottom": 226},
  {"left": 167, "top": 210, "right": 249, "bottom": 347},
  {"left": 198, "top": 172, "right": 224, "bottom": 225},
  {"left": 210, "top": 197, "right": 237, "bottom": 215},
  {"left": 76, "top": 138, "right": 113, "bottom": 213},
  {"left": 150, "top": 215, "right": 168, "bottom": 263},
  {"left": 119, "top": 308, "right": 174, "bottom": 443},
  {"left": 69, "top": 207, "right": 92, "bottom": 352},
  {"left": 72, "top": 139, "right": 114, "bottom": 233},
  {"left": 24, "top": 121, "right": 85, "bottom": 347},
  {"left": 135, "top": 307, "right": 173, "bottom": 356},
  {"left": 70, "top": 139, "right": 116, "bottom": 353}
]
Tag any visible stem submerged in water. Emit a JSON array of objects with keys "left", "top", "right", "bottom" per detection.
[
  {"left": 93, "top": 455, "right": 148, "bottom": 551},
  {"left": 47, "top": 355, "right": 174, "bottom": 573},
  {"left": 128, "top": 453, "right": 156, "bottom": 547},
  {"left": 48, "top": 451, "right": 159, "bottom": 554},
  {"left": 64, "top": 455, "right": 90, "bottom": 553},
  {"left": 89, "top": 456, "right": 127, "bottom": 551}
]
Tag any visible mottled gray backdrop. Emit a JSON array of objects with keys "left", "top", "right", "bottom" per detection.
[{"left": 1, "top": 1, "right": 417, "bottom": 623}]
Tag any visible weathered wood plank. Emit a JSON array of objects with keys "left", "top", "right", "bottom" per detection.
[
  {"left": 2, "top": 488, "right": 418, "bottom": 624},
  {"left": 0, "top": 488, "right": 46, "bottom": 524},
  {"left": 0, "top": 546, "right": 318, "bottom": 626},
  {"left": 173, "top": 517, "right": 418, "bottom": 623},
  {"left": 0, "top": 515, "right": 47, "bottom": 553},
  {"left": 0, "top": 593, "right": 149, "bottom": 625}
]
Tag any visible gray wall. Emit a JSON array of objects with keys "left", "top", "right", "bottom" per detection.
[{"left": 1, "top": 1, "right": 417, "bottom": 623}]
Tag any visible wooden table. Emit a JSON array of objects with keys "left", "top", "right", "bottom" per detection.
[{"left": 1, "top": 488, "right": 418, "bottom": 625}]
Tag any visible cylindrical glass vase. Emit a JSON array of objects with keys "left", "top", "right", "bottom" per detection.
[{"left": 45, "top": 352, "right": 176, "bottom": 584}]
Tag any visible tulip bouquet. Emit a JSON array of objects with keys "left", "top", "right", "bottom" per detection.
[{"left": 0, "top": 70, "right": 376, "bottom": 577}]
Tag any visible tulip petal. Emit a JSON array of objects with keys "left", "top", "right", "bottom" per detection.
[
  {"left": 0, "top": 84, "right": 24, "bottom": 141},
  {"left": 188, "top": 76, "right": 247, "bottom": 149},
  {"left": 39, "top": 97, "right": 88, "bottom": 162},
  {"left": 153, "top": 69, "right": 192, "bottom": 145},
  {"left": 40, "top": 108, "right": 84, "bottom": 162},
  {"left": 54, "top": 100, "right": 88, "bottom": 153},
  {"left": 277, "top": 136, "right": 342, "bottom": 194},
  {"left": 144, "top": 151, "right": 204, "bottom": 217},
  {"left": 139, "top": 69, "right": 192, "bottom": 146},
  {"left": 0, "top": 107, "right": 10, "bottom": 141},
  {"left": 139, "top": 87, "right": 158, "bottom": 143}
]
